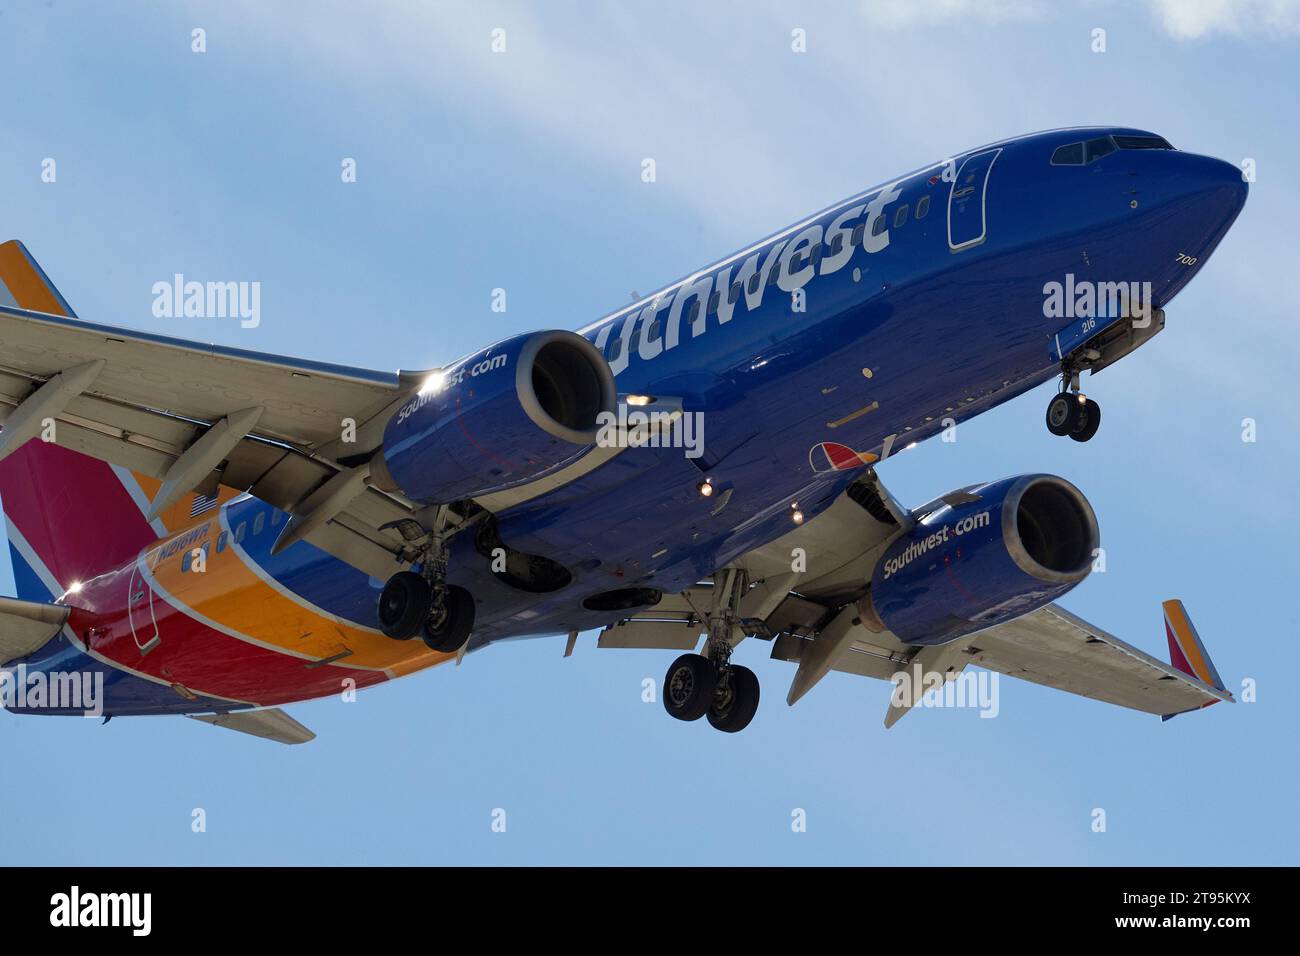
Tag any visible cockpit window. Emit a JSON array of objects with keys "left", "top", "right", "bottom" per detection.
[
  {"left": 1113, "top": 134, "right": 1174, "bottom": 150},
  {"left": 1050, "top": 142, "right": 1085, "bottom": 166},
  {"left": 1052, "top": 136, "right": 1125, "bottom": 166},
  {"left": 1085, "top": 137, "right": 1116, "bottom": 162}
]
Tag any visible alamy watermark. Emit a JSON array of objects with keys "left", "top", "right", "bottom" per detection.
[
  {"left": 890, "top": 665, "right": 1000, "bottom": 719},
  {"left": 152, "top": 274, "right": 260, "bottom": 328},
  {"left": 1042, "top": 273, "right": 1153, "bottom": 328},
  {"left": 1, "top": 664, "right": 104, "bottom": 717},
  {"left": 595, "top": 403, "right": 705, "bottom": 459}
]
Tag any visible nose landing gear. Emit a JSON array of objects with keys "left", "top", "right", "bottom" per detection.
[
  {"left": 662, "top": 569, "right": 761, "bottom": 733},
  {"left": 1045, "top": 367, "right": 1101, "bottom": 443}
]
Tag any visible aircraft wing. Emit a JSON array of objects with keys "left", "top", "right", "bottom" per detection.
[
  {"left": 963, "top": 601, "right": 1233, "bottom": 718},
  {"left": 768, "top": 598, "right": 1233, "bottom": 724},
  {"left": 0, "top": 240, "right": 429, "bottom": 578}
]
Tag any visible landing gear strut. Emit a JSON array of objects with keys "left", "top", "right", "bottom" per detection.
[
  {"left": 662, "top": 569, "right": 760, "bottom": 733},
  {"left": 377, "top": 505, "right": 475, "bottom": 653},
  {"left": 1045, "top": 366, "right": 1101, "bottom": 443}
]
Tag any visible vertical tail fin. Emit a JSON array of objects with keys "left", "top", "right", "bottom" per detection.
[{"left": 1, "top": 441, "right": 160, "bottom": 600}]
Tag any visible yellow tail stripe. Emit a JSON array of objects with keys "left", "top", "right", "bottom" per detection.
[
  {"left": 0, "top": 241, "right": 70, "bottom": 315},
  {"left": 1163, "top": 599, "right": 1211, "bottom": 685}
]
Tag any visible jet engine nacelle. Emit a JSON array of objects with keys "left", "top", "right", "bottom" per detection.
[
  {"left": 377, "top": 330, "right": 616, "bottom": 504},
  {"left": 866, "top": 474, "right": 1099, "bottom": 645}
]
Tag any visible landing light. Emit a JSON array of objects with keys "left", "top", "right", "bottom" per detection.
[
  {"left": 697, "top": 479, "right": 714, "bottom": 498},
  {"left": 418, "top": 371, "right": 448, "bottom": 396},
  {"left": 67, "top": 581, "right": 82, "bottom": 594},
  {"left": 625, "top": 394, "right": 655, "bottom": 406}
]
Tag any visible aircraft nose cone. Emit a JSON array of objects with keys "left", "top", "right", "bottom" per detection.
[
  {"left": 1166, "top": 153, "right": 1248, "bottom": 240},
  {"left": 1188, "top": 154, "right": 1249, "bottom": 221},
  {"left": 1207, "top": 155, "right": 1249, "bottom": 211}
]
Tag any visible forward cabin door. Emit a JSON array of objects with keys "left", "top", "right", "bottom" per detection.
[{"left": 947, "top": 148, "right": 1001, "bottom": 252}]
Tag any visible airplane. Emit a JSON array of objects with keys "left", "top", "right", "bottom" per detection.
[{"left": 0, "top": 127, "right": 1243, "bottom": 743}]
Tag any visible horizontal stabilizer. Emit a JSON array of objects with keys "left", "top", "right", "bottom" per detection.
[
  {"left": 188, "top": 708, "right": 316, "bottom": 745},
  {"left": 0, "top": 596, "right": 71, "bottom": 665}
]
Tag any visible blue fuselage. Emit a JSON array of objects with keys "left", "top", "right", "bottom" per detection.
[{"left": 202, "top": 127, "right": 1250, "bottom": 647}]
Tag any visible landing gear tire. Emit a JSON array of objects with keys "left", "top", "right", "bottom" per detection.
[
  {"left": 663, "top": 653, "right": 716, "bottom": 722},
  {"left": 378, "top": 571, "right": 431, "bottom": 640},
  {"left": 1045, "top": 392, "right": 1084, "bottom": 436},
  {"left": 422, "top": 585, "right": 475, "bottom": 653},
  {"left": 1069, "top": 399, "right": 1101, "bottom": 443},
  {"left": 707, "top": 664, "right": 760, "bottom": 734}
]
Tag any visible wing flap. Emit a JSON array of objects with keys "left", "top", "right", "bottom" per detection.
[{"left": 598, "top": 619, "right": 704, "bottom": 650}]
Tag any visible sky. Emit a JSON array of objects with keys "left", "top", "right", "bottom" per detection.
[{"left": 0, "top": 0, "right": 1295, "bottom": 865}]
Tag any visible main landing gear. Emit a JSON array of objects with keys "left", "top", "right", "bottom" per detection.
[
  {"left": 662, "top": 569, "right": 761, "bottom": 733},
  {"left": 1045, "top": 367, "right": 1101, "bottom": 443},
  {"left": 377, "top": 506, "right": 475, "bottom": 654}
]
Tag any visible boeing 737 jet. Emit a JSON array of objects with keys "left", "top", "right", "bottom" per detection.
[{"left": 0, "top": 127, "right": 1243, "bottom": 742}]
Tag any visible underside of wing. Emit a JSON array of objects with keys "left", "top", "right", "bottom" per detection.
[
  {"left": 0, "top": 240, "right": 435, "bottom": 577},
  {"left": 966, "top": 602, "right": 1233, "bottom": 717}
]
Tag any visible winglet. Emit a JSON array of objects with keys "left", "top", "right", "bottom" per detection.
[
  {"left": 1161, "top": 599, "right": 1231, "bottom": 720},
  {"left": 0, "top": 240, "right": 77, "bottom": 316}
]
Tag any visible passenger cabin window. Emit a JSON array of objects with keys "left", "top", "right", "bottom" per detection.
[
  {"left": 747, "top": 272, "right": 760, "bottom": 294},
  {"left": 271, "top": 510, "right": 282, "bottom": 527},
  {"left": 608, "top": 334, "right": 623, "bottom": 363},
  {"left": 851, "top": 222, "right": 865, "bottom": 245},
  {"left": 707, "top": 290, "right": 720, "bottom": 314},
  {"left": 687, "top": 300, "right": 701, "bottom": 323},
  {"left": 915, "top": 195, "right": 930, "bottom": 219},
  {"left": 870, "top": 215, "right": 886, "bottom": 237},
  {"left": 894, "top": 204, "right": 909, "bottom": 228},
  {"left": 253, "top": 512, "right": 265, "bottom": 536},
  {"left": 235, "top": 521, "right": 247, "bottom": 543},
  {"left": 1114, "top": 135, "right": 1174, "bottom": 150},
  {"left": 216, "top": 531, "right": 229, "bottom": 553}
]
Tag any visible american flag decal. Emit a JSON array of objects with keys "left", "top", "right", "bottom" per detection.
[{"left": 190, "top": 493, "right": 218, "bottom": 517}]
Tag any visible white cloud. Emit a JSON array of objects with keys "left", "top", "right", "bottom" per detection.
[{"left": 1147, "top": 0, "right": 1300, "bottom": 39}]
